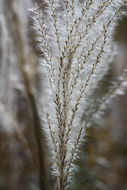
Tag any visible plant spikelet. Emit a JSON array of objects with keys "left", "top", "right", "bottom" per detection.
[{"left": 31, "top": 0, "right": 127, "bottom": 189}]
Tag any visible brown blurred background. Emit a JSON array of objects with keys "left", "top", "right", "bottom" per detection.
[{"left": 0, "top": 1, "right": 127, "bottom": 190}]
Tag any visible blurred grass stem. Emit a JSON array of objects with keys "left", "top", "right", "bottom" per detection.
[{"left": 3, "top": 0, "right": 47, "bottom": 189}]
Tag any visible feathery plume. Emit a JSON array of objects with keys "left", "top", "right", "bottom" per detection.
[{"left": 31, "top": 0, "right": 127, "bottom": 189}]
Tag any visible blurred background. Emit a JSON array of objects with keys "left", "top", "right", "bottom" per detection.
[{"left": 0, "top": 0, "right": 127, "bottom": 190}]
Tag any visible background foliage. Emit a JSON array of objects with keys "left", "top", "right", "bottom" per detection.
[{"left": 0, "top": 1, "right": 127, "bottom": 190}]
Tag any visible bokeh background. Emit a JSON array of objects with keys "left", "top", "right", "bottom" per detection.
[{"left": 0, "top": 1, "right": 127, "bottom": 190}]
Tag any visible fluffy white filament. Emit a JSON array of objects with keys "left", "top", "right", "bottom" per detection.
[{"left": 31, "top": 0, "right": 127, "bottom": 189}]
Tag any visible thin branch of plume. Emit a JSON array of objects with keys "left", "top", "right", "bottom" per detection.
[{"left": 31, "top": 0, "right": 127, "bottom": 189}]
